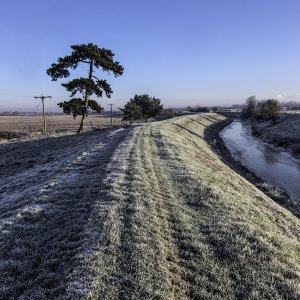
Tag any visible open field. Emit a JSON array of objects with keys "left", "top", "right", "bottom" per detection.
[
  {"left": 0, "top": 114, "right": 127, "bottom": 140},
  {"left": 0, "top": 113, "right": 300, "bottom": 299}
]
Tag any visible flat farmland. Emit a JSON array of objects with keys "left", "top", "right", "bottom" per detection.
[{"left": 0, "top": 114, "right": 127, "bottom": 137}]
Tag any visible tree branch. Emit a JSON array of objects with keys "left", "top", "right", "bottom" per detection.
[{"left": 92, "top": 75, "right": 100, "bottom": 81}]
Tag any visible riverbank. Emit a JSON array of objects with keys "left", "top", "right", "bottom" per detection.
[
  {"left": 205, "top": 117, "right": 300, "bottom": 218},
  {"left": 252, "top": 114, "right": 300, "bottom": 158}
]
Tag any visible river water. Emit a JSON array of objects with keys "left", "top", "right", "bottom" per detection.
[{"left": 220, "top": 120, "right": 300, "bottom": 201}]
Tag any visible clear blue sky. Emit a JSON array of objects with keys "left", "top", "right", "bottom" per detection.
[{"left": 1, "top": 0, "right": 300, "bottom": 111}]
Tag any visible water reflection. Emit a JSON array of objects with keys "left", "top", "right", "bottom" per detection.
[
  {"left": 220, "top": 120, "right": 300, "bottom": 201},
  {"left": 262, "top": 146, "right": 278, "bottom": 164}
]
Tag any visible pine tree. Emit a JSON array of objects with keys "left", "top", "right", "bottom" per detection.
[{"left": 47, "top": 43, "right": 124, "bottom": 133}]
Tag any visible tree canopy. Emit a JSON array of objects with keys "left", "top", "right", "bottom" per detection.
[
  {"left": 119, "top": 102, "right": 142, "bottom": 124},
  {"left": 47, "top": 43, "right": 124, "bottom": 133},
  {"left": 242, "top": 96, "right": 281, "bottom": 123},
  {"left": 120, "top": 94, "right": 163, "bottom": 123},
  {"left": 57, "top": 98, "right": 102, "bottom": 120},
  {"left": 242, "top": 96, "right": 257, "bottom": 118},
  {"left": 260, "top": 99, "right": 281, "bottom": 124}
]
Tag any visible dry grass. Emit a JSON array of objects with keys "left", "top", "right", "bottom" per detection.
[
  {"left": 1, "top": 113, "right": 300, "bottom": 299},
  {"left": 0, "top": 114, "right": 127, "bottom": 139}
]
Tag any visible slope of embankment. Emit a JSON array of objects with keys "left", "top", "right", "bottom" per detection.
[
  {"left": 60, "top": 113, "right": 300, "bottom": 299},
  {"left": 1, "top": 113, "right": 300, "bottom": 299},
  {"left": 252, "top": 113, "right": 300, "bottom": 158}
]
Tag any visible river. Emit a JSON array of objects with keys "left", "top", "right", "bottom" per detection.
[{"left": 220, "top": 120, "right": 300, "bottom": 201}]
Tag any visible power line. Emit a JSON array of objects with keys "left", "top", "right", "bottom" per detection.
[
  {"left": 34, "top": 100, "right": 42, "bottom": 111},
  {"left": 0, "top": 94, "right": 35, "bottom": 98},
  {"left": 34, "top": 94, "right": 52, "bottom": 134}
]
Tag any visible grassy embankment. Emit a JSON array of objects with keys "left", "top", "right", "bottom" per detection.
[{"left": 67, "top": 113, "right": 300, "bottom": 299}]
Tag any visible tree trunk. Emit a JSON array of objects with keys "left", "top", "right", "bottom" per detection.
[
  {"left": 77, "top": 60, "right": 93, "bottom": 134},
  {"left": 77, "top": 114, "right": 86, "bottom": 134}
]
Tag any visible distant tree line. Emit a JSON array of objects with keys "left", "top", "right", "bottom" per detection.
[
  {"left": 187, "top": 106, "right": 210, "bottom": 113},
  {"left": 242, "top": 96, "right": 281, "bottom": 124}
]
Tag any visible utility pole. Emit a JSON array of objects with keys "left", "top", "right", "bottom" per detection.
[
  {"left": 34, "top": 94, "right": 52, "bottom": 134},
  {"left": 108, "top": 103, "right": 115, "bottom": 126}
]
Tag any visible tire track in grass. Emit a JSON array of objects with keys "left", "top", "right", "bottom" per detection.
[
  {"left": 111, "top": 125, "right": 189, "bottom": 299},
  {"left": 120, "top": 122, "right": 226, "bottom": 299},
  {"left": 84, "top": 127, "right": 148, "bottom": 299},
  {"left": 80, "top": 125, "right": 188, "bottom": 299},
  {"left": 139, "top": 125, "right": 190, "bottom": 299},
  {"left": 114, "top": 126, "right": 166, "bottom": 299}
]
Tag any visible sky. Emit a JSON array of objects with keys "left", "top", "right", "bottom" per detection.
[{"left": 0, "top": 0, "right": 300, "bottom": 112}]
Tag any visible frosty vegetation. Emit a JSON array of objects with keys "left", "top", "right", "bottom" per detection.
[{"left": 0, "top": 114, "right": 299, "bottom": 299}]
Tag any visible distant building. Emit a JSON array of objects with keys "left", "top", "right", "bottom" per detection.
[{"left": 282, "top": 106, "right": 300, "bottom": 111}]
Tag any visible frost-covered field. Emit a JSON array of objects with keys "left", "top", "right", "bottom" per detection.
[
  {"left": 0, "top": 126, "right": 132, "bottom": 298},
  {"left": 0, "top": 114, "right": 127, "bottom": 140},
  {"left": 252, "top": 113, "right": 300, "bottom": 158},
  {"left": 0, "top": 114, "right": 300, "bottom": 299}
]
